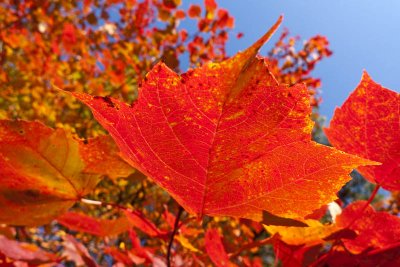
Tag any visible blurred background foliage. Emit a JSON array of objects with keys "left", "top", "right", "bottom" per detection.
[{"left": 1, "top": 0, "right": 388, "bottom": 266}]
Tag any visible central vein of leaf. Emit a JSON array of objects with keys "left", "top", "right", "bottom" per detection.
[
  {"left": 200, "top": 103, "right": 225, "bottom": 218},
  {"left": 199, "top": 63, "right": 253, "bottom": 217}
]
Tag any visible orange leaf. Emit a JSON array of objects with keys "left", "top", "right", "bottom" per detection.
[
  {"left": 57, "top": 212, "right": 132, "bottom": 237},
  {"left": 265, "top": 220, "right": 339, "bottom": 246},
  {"left": 325, "top": 71, "right": 399, "bottom": 190},
  {"left": 79, "top": 135, "right": 135, "bottom": 180},
  {"left": 0, "top": 120, "right": 121, "bottom": 226},
  {"left": 71, "top": 17, "right": 374, "bottom": 221}
]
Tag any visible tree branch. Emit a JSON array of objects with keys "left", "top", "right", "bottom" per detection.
[{"left": 167, "top": 206, "right": 184, "bottom": 267}]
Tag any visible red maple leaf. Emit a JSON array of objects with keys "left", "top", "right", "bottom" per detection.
[
  {"left": 336, "top": 200, "right": 400, "bottom": 254},
  {"left": 326, "top": 71, "right": 400, "bottom": 190},
  {"left": 70, "top": 17, "right": 374, "bottom": 221},
  {"left": 205, "top": 228, "right": 235, "bottom": 267}
]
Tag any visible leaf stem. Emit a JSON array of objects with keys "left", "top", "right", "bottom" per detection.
[
  {"left": 167, "top": 206, "right": 184, "bottom": 267},
  {"left": 80, "top": 198, "right": 102, "bottom": 206},
  {"left": 80, "top": 198, "right": 129, "bottom": 210},
  {"left": 365, "top": 184, "right": 380, "bottom": 207},
  {"left": 346, "top": 184, "right": 380, "bottom": 228}
]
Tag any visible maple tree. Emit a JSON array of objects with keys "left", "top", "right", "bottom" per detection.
[{"left": 1, "top": 0, "right": 399, "bottom": 266}]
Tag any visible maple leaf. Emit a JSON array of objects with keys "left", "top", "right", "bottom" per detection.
[
  {"left": 273, "top": 239, "right": 321, "bottom": 267},
  {"left": 205, "top": 228, "right": 235, "bottom": 267},
  {"left": 79, "top": 135, "right": 135, "bottom": 180},
  {"left": 267, "top": 200, "right": 400, "bottom": 264},
  {"left": 335, "top": 200, "right": 400, "bottom": 254},
  {"left": 123, "top": 209, "right": 167, "bottom": 237},
  {"left": 62, "top": 235, "right": 98, "bottom": 267},
  {"left": 324, "top": 244, "right": 400, "bottom": 267},
  {"left": 0, "top": 120, "right": 132, "bottom": 226},
  {"left": 70, "top": 16, "right": 374, "bottom": 221},
  {"left": 325, "top": 71, "right": 400, "bottom": 190},
  {"left": 57, "top": 212, "right": 132, "bottom": 237},
  {"left": 58, "top": 210, "right": 170, "bottom": 253}
]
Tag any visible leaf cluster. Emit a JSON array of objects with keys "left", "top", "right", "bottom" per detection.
[{"left": 2, "top": 1, "right": 398, "bottom": 267}]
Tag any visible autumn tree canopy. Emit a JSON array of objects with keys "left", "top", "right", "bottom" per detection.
[{"left": 1, "top": 0, "right": 399, "bottom": 266}]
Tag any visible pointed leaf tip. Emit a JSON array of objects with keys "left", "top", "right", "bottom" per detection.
[
  {"left": 361, "top": 70, "right": 372, "bottom": 82},
  {"left": 243, "top": 15, "right": 283, "bottom": 57}
]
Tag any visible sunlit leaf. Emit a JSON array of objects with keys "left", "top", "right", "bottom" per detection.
[
  {"left": 71, "top": 17, "right": 374, "bottom": 221},
  {"left": 265, "top": 220, "right": 339, "bottom": 246},
  {"left": 0, "top": 120, "right": 126, "bottom": 226},
  {"left": 79, "top": 135, "right": 135, "bottom": 180},
  {"left": 326, "top": 71, "right": 399, "bottom": 190}
]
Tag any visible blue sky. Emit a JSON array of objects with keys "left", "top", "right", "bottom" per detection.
[{"left": 184, "top": 0, "right": 400, "bottom": 122}]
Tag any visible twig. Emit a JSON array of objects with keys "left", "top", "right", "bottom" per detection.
[{"left": 167, "top": 206, "right": 184, "bottom": 267}]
